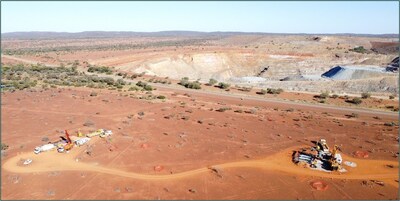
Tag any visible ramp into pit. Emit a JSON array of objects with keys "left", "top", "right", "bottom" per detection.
[{"left": 322, "top": 66, "right": 389, "bottom": 80}]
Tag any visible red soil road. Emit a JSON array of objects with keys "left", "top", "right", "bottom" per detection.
[
  {"left": 3, "top": 146, "right": 398, "bottom": 183},
  {"left": 1, "top": 87, "right": 399, "bottom": 200}
]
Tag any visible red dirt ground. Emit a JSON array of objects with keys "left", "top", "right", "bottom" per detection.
[{"left": 1, "top": 87, "right": 399, "bottom": 200}]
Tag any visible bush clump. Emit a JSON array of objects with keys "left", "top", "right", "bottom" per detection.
[
  {"left": 330, "top": 94, "right": 339, "bottom": 99},
  {"left": 87, "top": 66, "right": 113, "bottom": 74},
  {"left": 128, "top": 86, "right": 140, "bottom": 91},
  {"left": 257, "top": 89, "right": 267, "bottom": 95},
  {"left": 383, "top": 122, "right": 396, "bottom": 127},
  {"left": 216, "top": 107, "right": 232, "bottom": 112},
  {"left": 347, "top": 97, "right": 362, "bottom": 105},
  {"left": 361, "top": 92, "right": 371, "bottom": 99},
  {"left": 178, "top": 77, "right": 201, "bottom": 89},
  {"left": 266, "top": 88, "right": 283, "bottom": 94},
  {"left": 349, "top": 46, "right": 367, "bottom": 54},
  {"left": 318, "top": 91, "right": 330, "bottom": 99},
  {"left": 207, "top": 78, "right": 218, "bottom": 86},
  {"left": 217, "top": 82, "right": 230, "bottom": 89}
]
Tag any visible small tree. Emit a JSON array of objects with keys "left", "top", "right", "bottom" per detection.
[{"left": 208, "top": 78, "right": 218, "bottom": 86}]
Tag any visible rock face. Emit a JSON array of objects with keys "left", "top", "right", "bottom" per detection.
[
  {"left": 386, "top": 57, "right": 399, "bottom": 72},
  {"left": 322, "top": 66, "right": 388, "bottom": 80}
]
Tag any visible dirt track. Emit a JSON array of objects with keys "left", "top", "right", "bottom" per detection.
[{"left": 4, "top": 146, "right": 398, "bottom": 186}]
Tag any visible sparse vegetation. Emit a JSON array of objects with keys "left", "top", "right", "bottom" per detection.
[
  {"left": 216, "top": 107, "right": 231, "bottom": 112},
  {"left": 207, "top": 78, "right": 218, "bottom": 86},
  {"left": 265, "top": 88, "right": 284, "bottom": 94},
  {"left": 331, "top": 94, "right": 339, "bottom": 99},
  {"left": 217, "top": 82, "right": 230, "bottom": 89},
  {"left": 384, "top": 122, "right": 397, "bottom": 127},
  {"left": 128, "top": 86, "right": 140, "bottom": 91},
  {"left": 178, "top": 77, "right": 201, "bottom": 89},
  {"left": 389, "top": 94, "right": 396, "bottom": 99},
  {"left": 346, "top": 97, "right": 362, "bottom": 105},
  {"left": 87, "top": 65, "right": 113, "bottom": 75},
  {"left": 1, "top": 64, "right": 124, "bottom": 91},
  {"left": 237, "top": 86, "right": 252, "bottom": 92},
  {"left": 156, "top": 95, "right": 166, "bottom": 99},
  {"left": 361, "top": 92, "right": 371, "bottom": 99},
  {"left": 349, "top": 46, "right": 367, "bottom": 54},
  {"left": 317, "top": 91, "right": 330, "bottom": 99},
  {"left": 347, "top": 113, "right": 359, "bottom": 118},
  {"left": 136, "top": 81, "right": 153, "bottom": 91},
  {"left": 257, "top": 89, "right": 267, "bottom": 95}
]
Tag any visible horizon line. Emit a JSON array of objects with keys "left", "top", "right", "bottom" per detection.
[{"left": 2, "top": 30, "right": 399, "bottom": 35}]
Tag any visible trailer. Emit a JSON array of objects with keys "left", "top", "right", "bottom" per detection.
[{"left": 34, "top": 143, "right": 56, "bottom": 154}]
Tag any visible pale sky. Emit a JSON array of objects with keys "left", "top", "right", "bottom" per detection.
[{"left": 1, "top": 1, "right": 399, "bottom": 34}]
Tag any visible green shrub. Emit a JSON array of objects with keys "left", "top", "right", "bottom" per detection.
[
  {"left": 186, "top": 81, "right": 201, "bottom": 89},
  {"left": 217, "top": 82, "right": 230, "bottom": 89},
  {"left": 128, "top": 86, "right": 140, "bottom": 91},
  {"left": 178, "top": 77, "right": 201, "bottom": 89},
  {"left": 87, "top": 66, "right": 113, "bottom": 74},
  {"left": 207, "top": 78, "right": 218, "bottom": 86},
  {"left": 143, "top": 84, "right": 153, "bottom": 91},
  {"left": 178, "top": 77, "right": 190, "bottom": 86},
  {"left": 361, "top": 92, "right": 371, "bottom": 99},
  {"left": 157, "top": 95, "right": 166, "bottom": 99},
  {"left": 349, "top": 46, "right": 367, "bottom": 54},
  {"left": 136, "top": 81, "right": 147, "bottom": 87},
  {"left": 389, "top": 95, "right": 395, "bottom": 99},
  {"left": 116, "top": 78, "right": 126, "bottom": 85},
  {"left": 267, "top": 88, "right": 284, "bottom": 94}
]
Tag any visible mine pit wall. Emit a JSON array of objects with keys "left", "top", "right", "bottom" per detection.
[{"left": 244, "top": 75, "right": 399, "bottom": 95}]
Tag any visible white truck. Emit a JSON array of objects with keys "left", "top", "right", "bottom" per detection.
[
  {"left": 34, "top": 143, "right": 56, "bottom": 154},
  {"left": 74, "top": 137, "right": 91, "bottom": 146}
]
